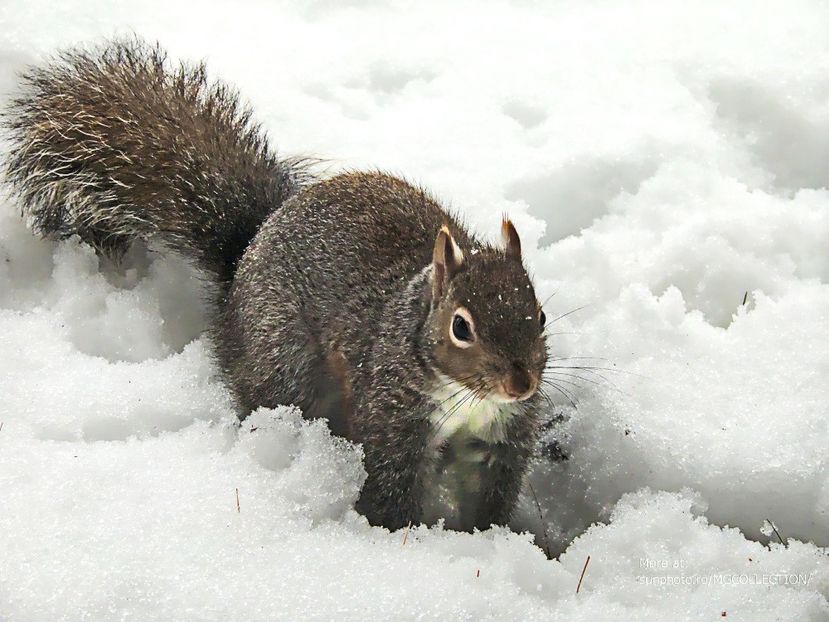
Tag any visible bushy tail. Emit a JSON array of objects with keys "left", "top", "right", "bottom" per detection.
[{"left": 3, "top": 37, "right": 308, "bottom": 282}]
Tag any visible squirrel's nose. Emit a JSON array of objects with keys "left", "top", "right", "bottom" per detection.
[{"left": 504, "top": 364, "right": 536, "bottom": 400}]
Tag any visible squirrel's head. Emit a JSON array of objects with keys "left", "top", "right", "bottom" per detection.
[{"left": 426, "top": 219, "right": 547, "bottom": 403}]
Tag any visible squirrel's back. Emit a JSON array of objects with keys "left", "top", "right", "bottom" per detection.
[
  {"left": 219, "top": 171, "right": 475, "bottom": 415},
  {"left": 4, "top": 38, "right": 306, "bottom": 282}
]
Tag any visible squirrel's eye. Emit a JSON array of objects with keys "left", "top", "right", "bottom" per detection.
[
  {"left": 452, "top": 314, "right": 473, "bottom": 342},
  {"left": 539, "top": 310, "right": 546, "bottom": 329}
]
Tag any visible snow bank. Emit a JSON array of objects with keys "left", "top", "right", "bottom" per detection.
[{"left": 1, "top": 1, "right": 828, "bottom": 620}]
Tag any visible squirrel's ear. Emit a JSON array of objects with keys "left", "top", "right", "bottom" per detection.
[
  {"left": 432, "top": 225, "right": 464, "bottom": 300},
  {"left": 501, "top": 218, "right": 522, "bottom": 259}
]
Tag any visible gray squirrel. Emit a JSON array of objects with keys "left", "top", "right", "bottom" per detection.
[{"left": 4, "top": 38, "right": 552, "bottom": 531}]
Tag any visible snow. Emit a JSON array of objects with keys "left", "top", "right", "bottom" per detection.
[{"left": 0, "top": 1, "right": 828, "bottom": 620}]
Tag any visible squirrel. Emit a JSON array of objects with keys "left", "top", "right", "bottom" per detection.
[{"left": 3, "top": 38, "right": 551, "bottom": 532}]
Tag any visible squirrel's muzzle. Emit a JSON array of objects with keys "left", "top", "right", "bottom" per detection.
[{"left": 503, "top": 363, "right": 537, "bottom": 401}]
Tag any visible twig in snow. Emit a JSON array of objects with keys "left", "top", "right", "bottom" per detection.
[
  {"left": 576, "top": 555, "right": 591, "bottom": 594},
  {"left": 742, "top": 291, "right": 748, "bottom": 306},
  {"left": 401, "top": 521, "right": 412, "bottom": 546},
  {"left": 235, "top": 488, "right": 240, "bottom": 513},
  {"left": 764, "top": 518, "right": 786, "bottom": 546},
  {"left": 528, "top": 481, "right": 552, "bottom": 559}
]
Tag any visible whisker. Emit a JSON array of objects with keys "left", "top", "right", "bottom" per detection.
[
  {"left": 540, "top": 377, "right": 583, "bottom": 392},
  {"left": 540, "top": 288, "right": 559, "bottom": 307},
  {"left": 433, "top": 372, "right": 479, "bottom": 390},
  {"left": 542, "top": 331, "right": 580, "bottom": 339},
  {"left": 542, "top": 380, "right": 578, "bottom": 410},
  {"left": 430, "top": 388, "right": 479, "bottom": 441},
  {"left": 466, "top": 379, "right": 492, "bottom": 419},
  {"left": 545, "top": 364, "right": 640, "bottom": 377},
  {"left": 428, "top": 381, "right": 482, "bottom": 441},
  {"left": 433, "top": 381, "right": 475, "bottom": 410},
  {"left": 423, "top": 372, "right": 484, "bottom": 412},
  {"left": 547, "top": 356, "right": 613, "bottom": 363},
  {"left": 545, "top": 370, "right": 601, "bottom": 384},
  {"left": 548, "top": 305, "right": 589, "bottom": 325},
  {"left": 544, "top": 380, "right": 581, "bottom": 406},
  {"left": 544, "top": 369, "right": 620, "bottom": 391},
  {"left": 421, "top": 373, "right": 487, "bottom": 445},
  {"left": 535, "top": 387, "right": 557, "bottom": 413}
]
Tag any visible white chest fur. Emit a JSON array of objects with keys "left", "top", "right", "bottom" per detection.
[
  {"left": 428, "top": 374, "right": 518, "bottom": 447},
  {"left": 421, "top": 374, "right": 520, "bottom": 529}
]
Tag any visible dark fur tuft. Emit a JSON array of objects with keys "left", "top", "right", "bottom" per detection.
[{"left": 3, "top": 36, "right": 309, "bottom": 282}]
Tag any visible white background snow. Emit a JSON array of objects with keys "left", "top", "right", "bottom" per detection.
[{"left": 0, "top": 1, "right": 828, "bottom": 620}]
